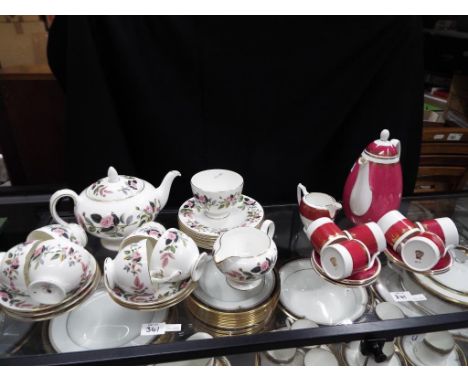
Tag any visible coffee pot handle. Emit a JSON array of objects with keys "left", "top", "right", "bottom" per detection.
[
  {"left": 260, "top": 220, "right": 275, "bottom": 239},
  {"left": 297, "top": 183, "right": 308, "bottom": 205},
  {"left": 50, "top": 189, "right": 80, "bottom": 226}
]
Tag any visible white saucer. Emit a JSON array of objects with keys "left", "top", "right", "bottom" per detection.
[
  {"left": 258, "top": 349, "right": 304, "bottom": 366},
  {"left": 400, "top": 335, "right": 465, "bottom": 366},
  {"left": 49, "top": 289, "right": 168, "bottom": 352},
  {"left": 343, "top": 341, "right": 403, "bottom": 366},
  {"left": 429, "top": 246, "right": 468, "bottom": 294},
  {"left": 178, "top": 195, "right": 264, "bottom": 238},
  {"left": 193, "top": 257, "right": 276, "bottom": 311},
  {"left": 279, "top": 259, "right": 368, "bottom": 325}
]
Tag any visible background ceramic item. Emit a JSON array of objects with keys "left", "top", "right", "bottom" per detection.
[
  {"left": 297, "top": 184, "right": 342, "bottom": 230},
  {"left": 304, "top": 348, "right": 339, "bottom": 366},
  {"left": 0, "top": 241, "right": 40, "bottom": 294},
  {"left": 411, "top": 271, "right": 468, "bottom": 306},
  {"left": 257, "top": 349, "right": 305, "bottom": 366},
  {"left": 418, "top": 218, "right": 459, "bottom": 247},
  {"left": 342, "top": 341, "right": 403, "bottom": 366},
  {"left": 120, "top": 221, "right": 166, "bottom": 249},
  {"left": 290, "top": 319, "right": 319, "bottom": 349},
  {"left": 426, "top": 246, "right": 468, "bottom": 294},
  {"left": 192, "top": 257, "right": 276, "bottom": 311},
  {"left": 191, "top": 169, "right": 243, "bottom": 219},
  {"left": 344, "top": 222, "right": 386, "bottom": 255},
  {"left": 27, "top": 239, "right": 93, "bottom": 305},
  {"left": 27, "top": 223, "right": 87, "bottom": 247},
  {"left": 150, "top": 228, "right": 208, "bottom": 283},
  {"left": 377, "top": 210, "right": 419, "bottom": 251},
  {"left": 104, "top": 239, "right": 155, "bottom": 295},
  {"left": 48, "top": 289, "right": 168, "bottom": 352},
  {"left": 156, "top": 332, "right": 215, "bottom": 366},
  {"left": 401, "top": 231, "right": 447, "bottom": 272},
  {"left": 414, "top": 331, "right": 455, "bottom": 366},
  {"left": 306, "top": 217, "right": 347, "bottom": 254},
  {"left": 213, "top": 220, "right": 277, "bottom": 290},
  {"left": 266, "top": 327, "right": 297, "bottom": 363},
  {"left": 50, "top": 166, "right": 181, "bottom": 251},
  {"left": 375, "top": 302, "right": 405, "bottom": 320},
  {"left": 279, "top": 259, "right": 368, "bottom": 325},
  {"left": 343, "top": 129, "right": 402, "bottom": 224}
]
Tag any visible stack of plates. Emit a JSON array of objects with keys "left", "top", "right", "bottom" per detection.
[
  {"left": 0, "top": 258, "right": 101, "bottom": 322},
  {"left": 185, "top": 259, "right": 279, "bottom": 335},
  {"left": 42, "top": 289, "right": 175, "bottom": 353},
  {"left": 104, "top": 274, "right": 197, "bottom": 311},
  {"left": 279, "top": 259, "right": 371, "bottom": 326},
  {"left": 178, "top": 195, "right": 264, "bottom": 249}
]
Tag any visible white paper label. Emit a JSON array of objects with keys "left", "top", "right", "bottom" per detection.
[
  {"left": 447, "top": 133, "right": 463, "bottom": 141},
  {"left": 390, "top": 291, "right": 427, "bottom": 302},
  {"left": 433, "top": 134, "right": 445, "bottom": 140},
  {"left": 141, "top": 323, "right": 181, "bottom": 336}
]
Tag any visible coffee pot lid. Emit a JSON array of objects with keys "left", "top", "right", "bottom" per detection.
[
  {"left": 363, "top": 129, "right": 399, "bottom": 159},
  {"left": 86, "top": 167, "right": 145, "bottom": 201}
]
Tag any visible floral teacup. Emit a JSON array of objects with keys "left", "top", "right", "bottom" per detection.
[
  {"left": 104, "top": 239, "right": 156, "bottom": 295},
  {"left": 0, "top": 241, "right": 41, "bottom": 295},
  {"left": 27, "top": 223, "right": 88, "bottom": 247},
  {"left": 28, "top": 239, "right": 93, "bottom": 305},
  {"left": 149, "top": 228, "right": 208, "bottom": 283},
  {"left": 191, "top": 169, "right": 243, "bottom": 219},
  {"left": 213, "top": 220, "right": 277, "bottom": 290},
  {"left": 120, "top": 222, "right": 166, "bottom": 249}
]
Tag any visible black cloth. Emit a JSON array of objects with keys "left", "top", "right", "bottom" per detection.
[{"left": 48, "top": 16, "right": 423, "bottom": 208}]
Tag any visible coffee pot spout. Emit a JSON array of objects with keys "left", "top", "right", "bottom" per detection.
[
  {"left": 349, "top": 157, "right": 372, "bottom": 217},
  {"left": 154, "top": 170, "right": 181, "bottom": 210}
]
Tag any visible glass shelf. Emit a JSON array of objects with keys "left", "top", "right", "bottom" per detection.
[{"left": 1, "top": 192, "right": 468, "bottom": 365}]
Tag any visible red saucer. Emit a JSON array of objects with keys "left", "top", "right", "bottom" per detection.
[
  {"left": 311, "top": 250, "right": 381, "bottom": 286},
  {"left": 384, "top": 246, "right": 452, "bottom": 275}
]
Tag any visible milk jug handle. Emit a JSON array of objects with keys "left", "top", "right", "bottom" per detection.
[{"left": 297, "top": 183, "right": 308, "bottom": 205}]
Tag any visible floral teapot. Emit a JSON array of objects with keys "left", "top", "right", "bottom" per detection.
[
  {"left": 50, "top": 167, "right": 181, "bottom": 251},
  {"left": 342, "top": 129, "right": 402, "bottom": 225}
]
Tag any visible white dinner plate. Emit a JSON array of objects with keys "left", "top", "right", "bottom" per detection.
[
  {"left": 49, "top": 289, "right": 168, "bottom": 352},
  {"left": 400, "top": 335, "right": 465, "bottom": 366},
  {"left": 429, "top": 247, "right": 468, "bottom": 294},
  {"left": 279, "top": 259, "right": 368, "bottom": 326},
  {"left": 193, "top": 257, "right": 276, "bottom": 311}
]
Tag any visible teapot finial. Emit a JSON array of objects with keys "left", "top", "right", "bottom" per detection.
[
  {"left": 107, "top": 166, "right": 120, "bottom": 183},
  {"left": 380, "top": 129, "right": 390, "bottom": 141}
]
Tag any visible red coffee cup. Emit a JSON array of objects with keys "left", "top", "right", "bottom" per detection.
[
  {"left": 306, "top": 217, "right": 347, "bottom": 254},
  {"left": 416, "top": 218, "right": 459, "bottom": 247},
  {"left": 320, "top": 239, "right": 376, "bottom": 280},
  {"left": 377, "top": 210, "right": 420, "bottom": 250},
  {"left": 344, "top": 222, "right": 386, "bottom": 255},
  {"left": 400, "top": 231, "right": 450, "bottom": 272}
]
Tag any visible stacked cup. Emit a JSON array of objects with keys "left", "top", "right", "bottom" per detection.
[
  {"left": 306, "top": 218, "right": 386, "bottom": 281},
  {"left": 0, "top": 223, "right": 99, "bottom": 320},
  {"left": 377, "top": 211, "right": 459, "bottom": 272}
]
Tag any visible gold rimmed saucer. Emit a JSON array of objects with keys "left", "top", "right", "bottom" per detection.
[
  {"left": 104, "top": 275, "right": 197, "bottom": 311},
  {"left": 2, "top": 266, "right": 102, "bottom": 322},
  {"left": 383, "top": 248, "right": 452, "bottom": 276},
  {"left": 311, "top": 251, "right": 381, "bottom": 287},
  {"left": 186, "top": 270, "right": 280, "bottom": 332}
]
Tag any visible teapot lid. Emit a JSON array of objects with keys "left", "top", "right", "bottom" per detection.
[
  {"left": 363, "top": 129, "right": 399, "bottom": 159},
  {"left": 86, "top": 167, "right": 145, "bottom": 201}
]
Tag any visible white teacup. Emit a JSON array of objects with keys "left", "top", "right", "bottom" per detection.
[
  {"left": 266, "top": 327, "right": 297, "bottom": 363},
  {"left": 119, "top": 222, "right": 166, "bottom": 250},
  {"left": 27, "top": 223, "right": 88, "bottom": 247},
  {"left": 104, "top": 239, "right": 155, "bottom": 295},
  {"left": 304, "top": 348, "right": 339, "bottom": 366},
  {"left": 0, "top": 241, "right": 41, "bottom": 294},
  {"left": 191, "top": 169, "right": 243, "bottom": 219},
  {"left": 28, "top": 239, "right": 93, "bottom": 304},
  {"left": 414, "top": 331, "right": 455, "bottom": 366},
  {"left": 149, "top": 228, "right": 208, "bottom": 283}
]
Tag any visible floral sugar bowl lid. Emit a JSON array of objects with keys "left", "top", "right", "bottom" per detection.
[{"left": 86, "top": 167, "right": 145, "bottom": 201}]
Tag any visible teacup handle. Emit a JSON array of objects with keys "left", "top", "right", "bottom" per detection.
[
  {"left": 50, "top": 189, "right": 80, "bottom": 227},
  {"left": 191, "top": 252, "right": 209, "bottom": 282},
  {"left": 150, "top": 269, "right": 182, "bottom": 284},
  {"left": 297, "top": 183, "right": 308, "bottom": 205},
  {"left": 260, "top": 220, "right": 275, "bottom": 239},
  {"left": 368, "top": 252, "right": 380, "bottom": 268}
]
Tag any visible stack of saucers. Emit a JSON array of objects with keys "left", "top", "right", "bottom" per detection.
[
  {"left": 185, "top": 258, "right": 280, "bottom": 336},
  {"left": 0, "top": 224, "right": 100, "bottom": 322},
  {"left": 178, "top": 169, "right": 264, "bottom": 249},
  {"left": 104, "top": 223, "right": 207, "bottom": 311}
]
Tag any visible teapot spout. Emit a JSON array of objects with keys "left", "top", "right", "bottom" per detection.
[{"left": 155, "top": 170, "right": 181, "bottom": 210}]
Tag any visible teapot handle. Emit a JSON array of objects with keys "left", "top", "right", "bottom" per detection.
[
  {"left": 50, "top": 189, "right": 80, "bottom": 227},
  {"left": 260, "top": 220, "right": 275, "bottom": 239},
  {"left": 297, "top": 183, "right": 308, "bottom": 205}
]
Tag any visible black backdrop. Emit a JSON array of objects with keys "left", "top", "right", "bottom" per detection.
[{"left": 48, "top": 16, "right": 423, "bottom": 208}]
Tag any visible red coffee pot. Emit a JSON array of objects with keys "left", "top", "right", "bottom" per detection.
[{"left": 342, "top": 129, "right": 402, "bottom": 224}]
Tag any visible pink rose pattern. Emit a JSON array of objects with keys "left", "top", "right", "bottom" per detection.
[
  {"left": 225, "top": 258, "right": 273, "bottom": 282},
  {"left": 112, "top": 277, "right": 187, "bottom": 303},
  {"left": 158, "top": 229, "right": 188, "bottom": 269},
  {"left": 193, "top": 192, "right": 242, "bottom": 210},
  {"left": 180, "top": 196, "right": 263, "bottom": 235},
  {"left": 122, "top": 243, "right": 150, "bottom": 294},
  {"left": 79, "top": 199, "right": 160, "bottom": 238},
  {"left": 90, "top": 175, "right": 140, "bottom": 198}
]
